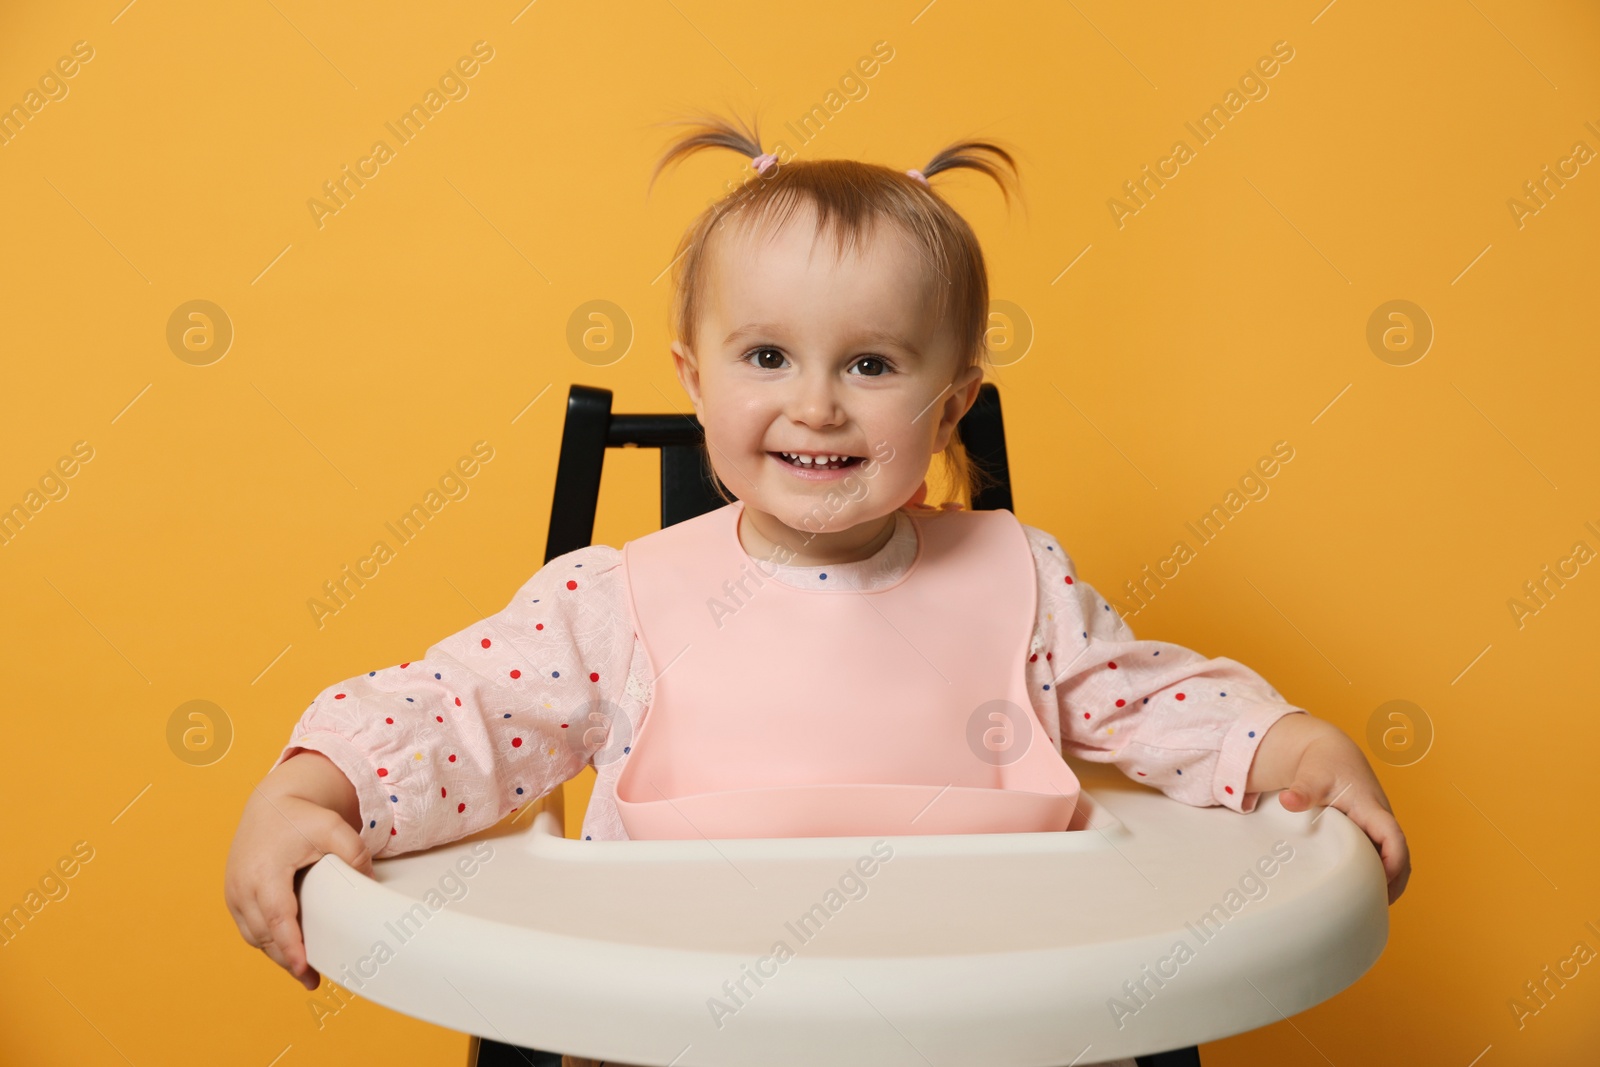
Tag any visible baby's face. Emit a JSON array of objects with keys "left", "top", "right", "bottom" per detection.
[{"left": 672, "top": 203, "right": 983, "bottom": 542}]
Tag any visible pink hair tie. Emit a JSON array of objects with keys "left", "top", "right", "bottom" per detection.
[
  {"left": 751, "top": 152, "right": 779, "bottom": 175},
  {"left": 907, "top": 168, "right": 929, "bottom": 186}
]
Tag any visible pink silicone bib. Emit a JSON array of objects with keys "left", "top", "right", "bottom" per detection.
[{"left": 614, "top": 501, "right": 1080, "bottom": 839}]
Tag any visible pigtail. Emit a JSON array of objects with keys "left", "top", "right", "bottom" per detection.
[
  {"left": 647, "top": 110, "right": 766, "bottom": 196},
  {"left": 914, "top": 139, "right": 1022, "bottom": 209}
]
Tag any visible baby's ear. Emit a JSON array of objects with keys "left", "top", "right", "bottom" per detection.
[{"left": 669, "top": 343, "right": 702, "bottom": 408}]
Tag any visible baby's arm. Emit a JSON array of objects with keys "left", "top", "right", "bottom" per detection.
[
  {"left": 268, "top": 545, "right": 630, "bottom": 860},
  {"left": 1021, "top": 525, "right": 1409, "bottom": 901},
  {"left": 224, "top": 544, "right": 633, "bottom": 987},
  {"left": 1023, "top": 525, "right": 1302, "bottom": 812}
]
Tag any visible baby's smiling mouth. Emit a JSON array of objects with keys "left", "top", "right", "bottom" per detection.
[{"left": 770, "top": 451, "right": 864, "bottom": 470}]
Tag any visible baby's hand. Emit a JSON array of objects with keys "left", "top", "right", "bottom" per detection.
[
  {"left": 1276, "top": 729, "right": 1411, "bottom": 905},
  {"left": 224, "top": 755, "right": 375, "bottom": 990}
]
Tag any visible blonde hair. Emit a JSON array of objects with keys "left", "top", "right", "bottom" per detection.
[{"left": 649, "top": 110, "right": 1020, "bottom": 511}]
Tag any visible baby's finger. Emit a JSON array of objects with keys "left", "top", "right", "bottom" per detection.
[
  {"left": 259, "top": 875, "right": 318, "bottom": 989},
  {"left": 273, "top": 914, "right": 322, "bottom": 991},
  {"left": 1342, "top": 799, "right": 1411, "bottom": 903},
  {"left": 1387, "top": 860, "right": 1411, "bottom": 904},
  {"left": 1374, "top": 815, "right": 1411, "bottom": 905},
  {"left": 1279, "top": 766, "right": 1339, "bottom": 812},
  {"left": 229, "top": 894, "right": 265, "bottom": 950},
  {"left": 233, "top": 894, "right": 272, "bottom": 952},
  {"left": 236, "top": 895, "right": 310, "bottom": 986},
  {"left": 305, "top": 804, "right": 375, "bottom": 878}
]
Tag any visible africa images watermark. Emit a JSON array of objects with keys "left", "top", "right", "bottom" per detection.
[
  {"left": 307, "top": 841, "right": 496, "bottom": 1028},
  {"left": 1107, "top": 39, "right": 1296, "bottom": 229},
  {"left": 1108, "top": 440, "right": 1295, "bottom": 620},
  {"left": 1107, "top": 839, "right": 1296, "bottom": 1029},
  {"left": 711, "top": 39, "right": 897, "bottom": 204},
  {"left": 1508, "top": 918, "right": 1600, "bottom": 1030},
  {"left": 0, "top": 39, "right": 96, "bottom": 149},
  {"left": 1505, "top": 120, "right": 1600, "bottom": 232},
  {"left": 1505, "top": 518, "right": 1600, "bottom": 631},
  {"left": 0, "top": 840, "right": 96, "bottom": 949},
  {"left": 706, "top": 839, "right": 896, "bottom": 1029},
  {"left": 307, "top": 441, "right": 495, "bottom": 629},
  {"left": 306, "top": 40, "right": 496, "bottom": 230},
  {"left": 0, "top": 439, "right": 96, "bottom": 549}
]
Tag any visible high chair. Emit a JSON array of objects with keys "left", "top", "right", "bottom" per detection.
[{"left": 296, "top": 383, "right": 1389, "bottom": 1067}]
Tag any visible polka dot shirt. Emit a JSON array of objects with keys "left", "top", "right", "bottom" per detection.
[{"left": 272, "top": 509, "right": 1307, "bottom": 857}]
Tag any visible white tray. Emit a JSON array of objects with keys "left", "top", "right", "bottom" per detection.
[{"left": 299, "top": 756, "right": 1388, "bottom": 1065}]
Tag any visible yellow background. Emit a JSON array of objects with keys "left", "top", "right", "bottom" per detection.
[{"left": 2, "top": 0, "right": 1597, "bottom": 1063}]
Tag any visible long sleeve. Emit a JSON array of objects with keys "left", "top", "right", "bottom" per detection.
[
  {"left": 1019, "top": 524, "right": 1308, "bottom": 814},
  {"left": 271, "top": 544, "right": 637, "bottom": 858}
]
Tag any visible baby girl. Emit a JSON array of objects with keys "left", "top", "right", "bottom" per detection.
[{"left": 225, "top": 113, "right": 1410, "bottom": 1067}]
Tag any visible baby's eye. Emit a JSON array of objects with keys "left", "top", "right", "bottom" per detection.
[
  {"left": 745, "top": 347, "right": 786, "bottom": 370},
  {"left": 741, "top": 349, "right": 895, "bottom": 375}
]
